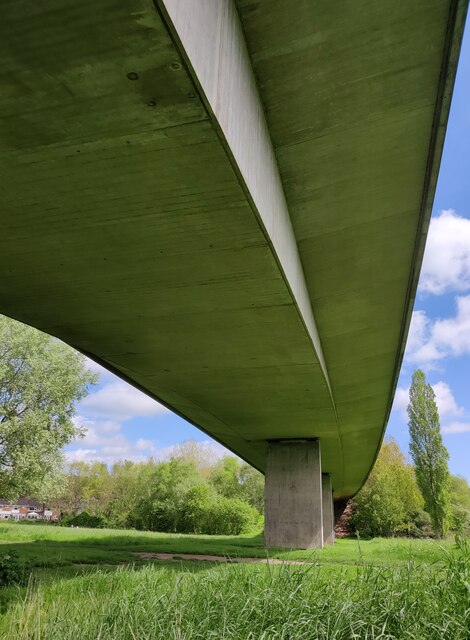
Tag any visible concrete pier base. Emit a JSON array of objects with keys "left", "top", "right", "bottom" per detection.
[
  {"left": 322, "top": 474, "right": 335, "bottom": 545},
  {"left": 265, "top": 440, "right": 323, "bottom": 549}
]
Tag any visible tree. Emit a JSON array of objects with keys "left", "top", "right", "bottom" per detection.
[
  {"left": 210, "top": 457, "right": 241, "bottom": 499},
  {"left": 57, "top": 451, "right": 265, "bottom": 534},
  {"left": 350, "top": 438, "right": 424, "bottom": 537},
  {"left": 407, "top": 369, "right": 451, "bottom": 537},
  {"left": 171, "top": 440, "right": 217, "bottom": 479},
  {"left": 238, "top": 462, "right": 264, "bottom": 513},
  {"left": 59, "top": 462, "right": 91, "bottom": 513},
  {"left": 130, "top": 458, "right": 202, "bottom": 532},
  {"left": 105, "top": 460, "right": 155, "bottom": 528},
  {"left": 125, "top": 455, "right": 260, "bottom": 535},
  {"left": 0, "top": 315, "right": 97, "bottom": 499}
]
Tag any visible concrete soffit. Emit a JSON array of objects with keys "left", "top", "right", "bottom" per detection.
[
  {"left": 154, "top": 0, "right": 336, "bottom": 413},
  {"left": 359, "top": 0, "right": 470, "bottom": 492}
]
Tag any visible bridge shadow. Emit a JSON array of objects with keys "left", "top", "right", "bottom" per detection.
[
  {"left": 1, "top": 529, "right": 260, "bottom": 616},
  {"left": 0, "top": 528, "right": 267, "bottom": 569}
]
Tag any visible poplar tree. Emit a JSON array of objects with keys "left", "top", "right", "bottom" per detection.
[{"left": 407, "top": 369, "right": 450, "bottom": 537}]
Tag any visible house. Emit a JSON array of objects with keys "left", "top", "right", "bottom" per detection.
[{"left": 0, "top": 498, "right": 60, "bottom": 522}]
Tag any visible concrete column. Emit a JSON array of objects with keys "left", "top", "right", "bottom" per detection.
[
  {"left": 265, "top": 440, "right": 323, "bottom": 549},
  {"left": 322, "top": 474, "right": 335, "bottom": 545}
]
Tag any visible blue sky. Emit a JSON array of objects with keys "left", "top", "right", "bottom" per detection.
[{"left": 66, "top": 24, "right": 470, "bottom": 482}]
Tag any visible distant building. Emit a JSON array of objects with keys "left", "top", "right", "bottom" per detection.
[{"left": 0, "top": 498, "right": 60, "bottom": 522}]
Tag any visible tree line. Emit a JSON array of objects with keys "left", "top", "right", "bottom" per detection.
[
  {"left": 57, "top": 442, "right": 264, "bottom": 535},
  {"left": 57, "top": 434, "right": 469, "bottom": 539},
  {"left": 350, "top": 437, "right": 470, "bottom": 537},
  {"left": 352, "top": 369, "right": 470, "bottom": 538}
]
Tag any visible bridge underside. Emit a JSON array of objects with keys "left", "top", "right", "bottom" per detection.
[{"left": 0, "top": 0, "right": 466, "bottom": 541}]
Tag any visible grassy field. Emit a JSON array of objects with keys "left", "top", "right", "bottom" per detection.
[{"left": 0, "top": 523, "right": 468, "bottom": 639}]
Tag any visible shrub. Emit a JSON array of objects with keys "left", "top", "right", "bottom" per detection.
[
  {"left": 181, "top": 484, "right": 214, "bottom": 534},
  {"left": 411, "top": 510, "right": 435, "bottom": 538},
  {"left": 62, "top": 512, "right": 107, "bottom": 528},
  {"left": 350, "top": 439, "right": 424, "bottom": 537},
  {"left": 128, "top": 499, "right": 183, "bottom": 533},
  {"left": 0, "top": 551, "right": 27, "bottom": 587},
  {"left": 104, "top": 512, "right": 129, "bottom": 530},
  {"left": 451, "top": 504, "right": 470, "bottom": 535},
  {"left": 205, "top": 497, "right": 259, "bottom": 535},
  {"left": 129, "top": 491, "right": 259, "bottom": 536}
]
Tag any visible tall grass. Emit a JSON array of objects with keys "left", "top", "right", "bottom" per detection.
[{"left": 1, "top": 538, "right": 468, "bottom": 639}]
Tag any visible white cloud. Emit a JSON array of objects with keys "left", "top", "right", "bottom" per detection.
[
  {"left": 420, "top": 210, "right": 470, "bottom": 295},
  {"left": 67, "top": 415, "right": 161, "bottom": 464},
  {"left": 67, "top": 419, "right": 162, "bottom": 465},
  {"left": 135, "top": 438, "right": 154, "bottom": 451},
  {"left": 430, "top": 296, "right": 470, "bottom": 358},
  {"left": 79, "top": 382, "right": 169, "bottom": 421},
  {"left": 392, "top": 387, "right": 410, "bottom": 419},
  {"left": 404, "top": 311, "right": 442, "bottom": 367},
  {"left": 406, "top": 311, "right": 429, "bottom": 354},
  {"left": 405, "top": 297, "right": 470, "bottom": 368},
  {"left": 67, "top": 414, "right": 232, "bottom": 466},
  {"left": 65, "top": 415, "right": 233, "bottom": 465},
  {"left": 68, "top": 373, "right": 235, "bottom": 466},
  {"left": 442, "top": 422, "right": 470, "bottom": 435},
  {"left": 66, "top": 448, "right": 100, "bottom": 462},
  {"left": 392, "top": 380, "right": 462, "bottom": 421},
  {"left": 83, "top": 357, "right": 118, "bottom": 383},
  {"left": 432, "top": 381, "right": 463, "bottom": 417},
  {"left": 72, "top": 417, "right": 126, "bottom": 448}
]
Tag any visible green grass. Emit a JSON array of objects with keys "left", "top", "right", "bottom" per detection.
[
  {"left": 0, "top": 523, "right": 468, "bottom": 639},
  {"left": 0, "top": 521, "right": 453, "bottom": 566}
]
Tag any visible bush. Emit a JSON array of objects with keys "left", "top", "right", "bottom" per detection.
[
  {"left": 181, "top": 484, "right": 214, "bottom": 534},
  {"left": 0, "top": 551, "right": 27, "bottom": 587},
  {"left": 130, "top": 490, "right": 259, "bottom": 536},
  {"left": 451, "top": 504, "right": 470, "bottom": 535},
  {"left": 128, "top": 498, "right": 184, "bottom": 533},
  {"left": 205, "top": 497, "right": 259, "bottom": 535},
  {"left": 62, "top": 512, "right": 107, "bottom": 529},
  {"left": 104, "top": 512, "right": 129, "bottom": 530},
  {"left": 410, "top": 510, "right": 435, "bottom": 538},
  {"left": 350, "top": 439, "right": 424, "bottom": 537}
]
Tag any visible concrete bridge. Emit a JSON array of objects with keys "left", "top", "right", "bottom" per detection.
[{"left": 0, "top": 0, "right": 467, "bottom": 548}]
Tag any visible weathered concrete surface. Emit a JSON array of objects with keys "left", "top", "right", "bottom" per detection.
[
  {"left": 265, "top": 441, "right": 323, "bottom": 549},
  {"left": 0, "top": 0, "right": 335, "bottom": 476},
  {"left": 156, "top": 0, "right": 332, "bottom": 397},
  {"left": 322, "top": 475, "right": 335, "bottom": 545},
  {"left": 236, "top": 0, "right": 468, "bottom": 495},
  {"left": 0, "top": 0, "right": 467, "bottom": 500}
]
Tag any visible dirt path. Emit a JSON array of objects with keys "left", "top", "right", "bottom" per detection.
[{"left": 135, "top": 552, "right": 313, "bottom": 565}]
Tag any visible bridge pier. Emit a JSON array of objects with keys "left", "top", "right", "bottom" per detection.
[
  {"left": 264, "top": 439, "right": 323, "bottom": 549},
  {"left": 322, "top": 474, "right": 335, "bottom": 545}
]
